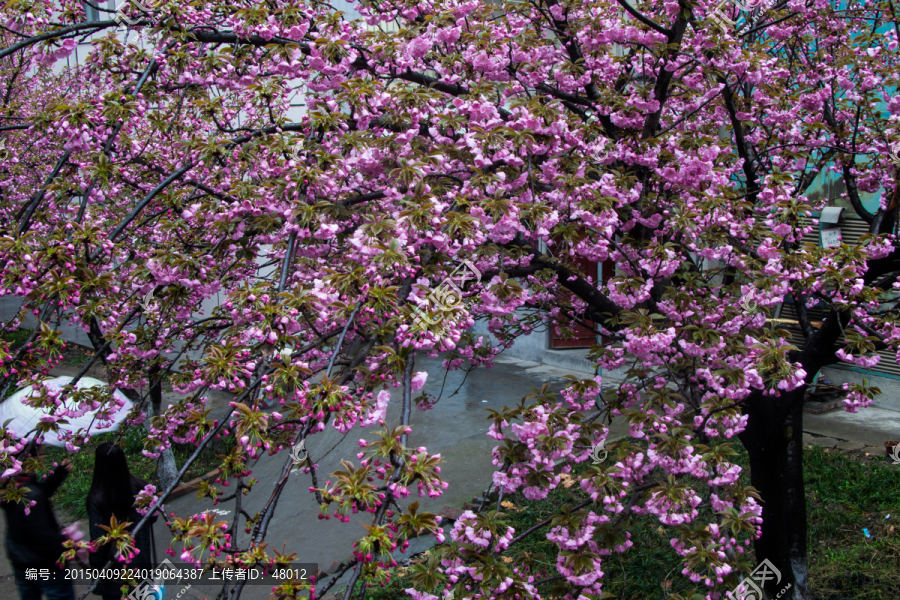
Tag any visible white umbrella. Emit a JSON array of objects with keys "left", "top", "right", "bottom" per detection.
[{"left": 0, "top": 376, "right": 134, "bottom": 447}]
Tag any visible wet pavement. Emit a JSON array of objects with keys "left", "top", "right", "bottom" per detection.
[{"left": 154, "top": 353, "right": 622, "bottom": 600}]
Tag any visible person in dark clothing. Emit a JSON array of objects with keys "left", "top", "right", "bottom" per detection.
[
  {"left": 1, "top": 455, "right": 76, "bottom": 600},
  {"left": 86, "top": 443, "right": 158, "bottom": 600}
]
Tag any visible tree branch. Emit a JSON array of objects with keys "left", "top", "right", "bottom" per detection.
[{"left": 615, "top": 0, "right": 671, "bottom": 35}]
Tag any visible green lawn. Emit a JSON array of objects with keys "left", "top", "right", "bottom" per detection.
[
  {"left": 42, "top": 428, "right": 230, "bottom": 521},
  {"left": 804, "top": 447, "right": 900, "bottom": 600}
]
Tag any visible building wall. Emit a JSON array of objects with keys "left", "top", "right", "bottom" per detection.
[
  {"left": 470, "top": 314, "right": 551, "bottom": 364},
  {"left": 819, "top": 366, "right": 900, "bottom": 412}
]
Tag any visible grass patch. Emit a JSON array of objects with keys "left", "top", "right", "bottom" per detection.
[
  {"left": 805, "top": 447, "right": 900, "bottom": 600},
  {"left": 43, "top": 427, "right": 233, "bottom": 521},
  {"left": 2, "top": 327, "right": 32, "bottom": 350},
  {"left": 61, "top": 346, "right": 94, "bottom": 366},
  {"left": 339, "top": 445, "right": 900, "bottom": 600}
]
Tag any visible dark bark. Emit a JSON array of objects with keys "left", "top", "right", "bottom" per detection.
[
  {"left": 740, "top": 309, "right": 848, "bottom": 599},
  {"left": 642, "top": 14, "right": 688, "bottom": 139},
  {"left": 870, "top": 184, "right": 899, "bottom": 235},
  {"left": 721, "top": 79, "right": 760, "bottom": 205},
  {"left": 738, "top": 387, "right": 809, "bottom": 600},
  {"left": 820, "top": 101, "right": 874, "bottom": 224}
]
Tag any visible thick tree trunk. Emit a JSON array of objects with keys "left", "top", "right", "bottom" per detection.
[{"left": 739, "top": 388, "right": 810, "bottom": 600}]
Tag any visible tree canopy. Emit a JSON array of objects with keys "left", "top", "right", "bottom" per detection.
[{"left": 1, "top": 0, "right": 899, "bottom": 599}]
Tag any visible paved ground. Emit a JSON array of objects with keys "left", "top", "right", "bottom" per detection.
[
  {"left": 0, "top": 296, "right": 94, "bottom": 349},
  {"left": 151, "top": 354, "right": 627, "bottom": 600},
  {"left": 803, "top": 405, "right": 900, "bottom": 450},
  {"left": 2, "top": 342, "right": 900, "bottom": 599}
]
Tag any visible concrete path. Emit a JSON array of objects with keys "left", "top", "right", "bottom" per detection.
[
  {"left": 151, "top": 354, "right": 626, "bottom": 600},
  {"left": 0, "top": 296, "right": 96, "bottom": 349},
  {"left": 803, "top": 405, "right": 900, "bottom": 451}
]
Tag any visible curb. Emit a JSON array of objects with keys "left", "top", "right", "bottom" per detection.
[
  {"left": 168, "top": 469, "right": 221, "bottom": 500},
  {"left": 803, "top": 399, "right": 843, "bottom": 414}
]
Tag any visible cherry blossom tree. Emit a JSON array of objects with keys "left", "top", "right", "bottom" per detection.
[{"left": 1, "top": 0, "right": 899, "bottom": 599}]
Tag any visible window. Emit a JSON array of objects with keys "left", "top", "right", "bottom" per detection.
[{"left": 84, "top": 1, "right": 110, "bottom": 22}]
